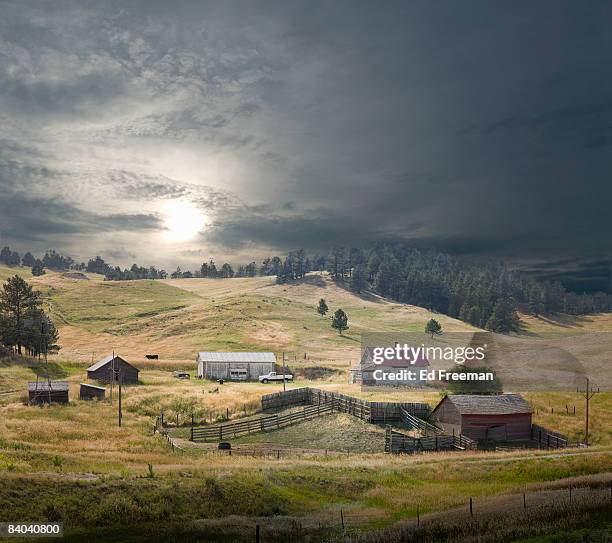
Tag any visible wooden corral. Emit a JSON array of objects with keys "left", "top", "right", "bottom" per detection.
[
  {"left": 433, "top": 394, "right": 533, "bottom": 441},
  {"left": 261, "top": 387, "right": 432, "bottom": 421},
  {"left": 87, "top": 354, "right": 139, "bottom": 384},
  {"left": 79, "top": 383, "right": 105, "bottom": 400},
  {"left": 385, "top": 427, "right": 478, "bottom": 453},
  {"left": 196, "top": 352, "right": 276, "bottom": 381},
  {"left": 28, "top": 381, "right": 69, "bottom": 405}
]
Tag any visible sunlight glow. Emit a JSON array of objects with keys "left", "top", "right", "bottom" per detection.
[{"left": 163, "top": 201, "right": 206, "bottom": 242}]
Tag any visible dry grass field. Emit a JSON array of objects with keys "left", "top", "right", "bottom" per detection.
[{"left": 0, "top": 263, "right": 611, "bottom": 541}]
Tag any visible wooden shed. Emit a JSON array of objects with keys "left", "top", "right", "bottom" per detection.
[
  {"left": 79, "top": 383, "right": 106, "bottom": 400},
  {"left": 432, "top": 394, "right": 532, "bottom": 442},
  {"left": 28, "top": 381, "right": 69, "bottom": 405},
  {"left": 355, "top": 346, "right": 429, "bottom": 387},
  {"left": 196, "top": 352, "right": 276, "bottom": 381},
  {"left": 87, "top": 354, "right": 140, "bottom": 384}
]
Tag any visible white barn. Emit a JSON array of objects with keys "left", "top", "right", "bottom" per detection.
[{"left": 196, "top": 352, "right": 276, "bottom": 381}]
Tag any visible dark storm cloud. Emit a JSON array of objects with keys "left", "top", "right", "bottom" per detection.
[
  {"left": 0, "top": 164, "right": 163, "bottom": 243},
  {"left": 0, "top": 1, "right": 610, "bottom": 285}
]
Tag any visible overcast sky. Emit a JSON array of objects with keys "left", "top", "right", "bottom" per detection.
[{"left": 1, "top": 1, "right": 611, "bottom": 288}]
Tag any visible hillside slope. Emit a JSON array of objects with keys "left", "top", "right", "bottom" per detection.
[
  {"left": 34, "top": 271, "right": 473, "bottom": 365},
  {"left": 1, "top": 264, "right": 611, "bottom": 387}
]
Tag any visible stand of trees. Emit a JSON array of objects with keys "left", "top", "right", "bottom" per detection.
[{"left": 0, "top": 275, "right": 59, "bottom": 356}]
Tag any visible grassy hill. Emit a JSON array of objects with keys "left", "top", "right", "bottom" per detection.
[{"left": 0, "top": 265, "right": 474, "bottom": 366}]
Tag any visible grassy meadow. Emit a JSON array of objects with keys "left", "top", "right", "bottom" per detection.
[{"left": 0, "top": 263, "right": 611, "bottom": 540}]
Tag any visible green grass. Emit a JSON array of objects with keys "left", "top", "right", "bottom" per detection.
[
  {"left": 0, "top": 263, "right": 32, "bottom": 281},
  {"left": 45, "top": 280, "right": 201, "bottom": 334},
  {"left": 231, "top": 413, "right": 386, "bottom": 452}
]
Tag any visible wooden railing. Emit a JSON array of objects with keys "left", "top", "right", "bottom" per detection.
[
  {"left": 261, "top": 387, "right": 431, "bottom": 423},
  {"left": 191, "top": 402, "right": 333, "bottom": 442},
  {"left": 399, "top": 408, "right": 443, "bottom": 435},
  {"left": 531, "top": 424, "right": 569, "bottom": 449},
  {"left": 385, "top": 426, "right": 477, "bottom": 453}
]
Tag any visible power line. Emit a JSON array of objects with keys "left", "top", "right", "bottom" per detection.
[{"left": 577, "top": 377, "right": 599, "bottom": 446}]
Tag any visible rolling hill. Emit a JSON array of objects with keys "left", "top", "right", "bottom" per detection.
[{"left": 1, "top": 263, "right": 611, "bottom": 388}]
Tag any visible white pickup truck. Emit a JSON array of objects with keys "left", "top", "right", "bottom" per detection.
[{"left": 259, "top": 371, "right": 293, "bottom": 383}]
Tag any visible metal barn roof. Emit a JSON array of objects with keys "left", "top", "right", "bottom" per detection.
[
  {"left": 197, "top": 352, "right": 276, "bottom": 363},
  {"left": 87, "top": 354, "right": 136, "bottom": 372},
  {"left": 79, "top": 383, "right": 106, "bottom": 391},
  {"left": 28, "top": 381, "right": 69, "bottom": 392},
  {"left": 440, "top": 394, "right": 532, "bottom": 415}
]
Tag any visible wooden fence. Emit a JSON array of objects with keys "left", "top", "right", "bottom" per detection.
[
  {"left": 261, "top": 388, "right": 310, "bottom": 411},
  {"left": 261, "top": 387, "right": 431, "bottom": 423},
  {"left": 385, "top": 427, "right": 477, "bottom": 453},
  {"left": 531, "top": 424, "right": 569, "bottom": 449},
  {"left": 399, "top": 408, "right": 443, "bottom": 435},
  {"left": 191, "top": 402, "right": 333, "bottom": 442}
]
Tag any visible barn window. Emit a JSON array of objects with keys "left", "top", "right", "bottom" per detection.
[{"left": 229, "top": 369, "right": 248, "bottom": 380}]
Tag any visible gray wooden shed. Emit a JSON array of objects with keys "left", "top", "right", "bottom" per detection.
[
  {"left": 196, "top": 352, "right": 276, "bottom": 381},
  {"left": 87, "top": 354, "right": 139, "bottom": 384}
]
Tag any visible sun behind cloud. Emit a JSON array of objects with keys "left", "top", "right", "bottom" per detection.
[{"left": 163, "top": 200, "right": 206, "bottom": 242}]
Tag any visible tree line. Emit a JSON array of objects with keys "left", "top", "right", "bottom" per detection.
[
  {"left": 315, "top": 244, "right": 612, "bottom": 332},
  {"left": 2, "top": 243, "right": 611, "bottom": 333}
]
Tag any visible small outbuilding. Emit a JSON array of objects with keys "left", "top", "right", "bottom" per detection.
[
  {"left": 196, "top": 352, "right": 276, "bottom": 381},
  {"left": 79, "top": 383, "right": 106, "bottom": 400},
  {"left": 432, "top": 394, "right": 532, "bottom": 442},
  {"left": 87, "top": 354, "right": 140, "bottom": 384},
  {"left": 28, "top": 381, "right": 69, "bottom": 405},
  {"left": 351, "top": 346, "right": 429, "bottom": 387}
]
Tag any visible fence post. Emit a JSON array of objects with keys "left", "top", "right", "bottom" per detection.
[
  {"left": 255, "top": 524, "right": 260, "bottom": 543},
  {"left": 340, "top": 508, "right": 345, "bottom": 531},
  {"left": 417, "top": 504, "right": 420, "bottom": 527},
  {"left": 569, "top": 485, "right": 572, "bottom": 503},
  {"left": 523, "top": 492, "right": 526, "bottom": 510},
  {"left": 469, "top": 497, "right": 473, "bottom": 515}
]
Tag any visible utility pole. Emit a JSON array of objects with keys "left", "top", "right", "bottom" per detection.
[
  {"left": 577, "top": 377, "right": 599, "bottom": 445},
  {"left": 110, "top": 350, "right": 115, "bottom": 404},
  {"left": 118, "top": 368, "right": 123, "bottom": 427},
  {"left": 282, "top": 351, "right": 286, "bottom": 392}
]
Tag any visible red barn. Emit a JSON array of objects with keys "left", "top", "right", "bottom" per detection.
[{"left": 432, "top": 394, "right": 532, "bottom": 442}]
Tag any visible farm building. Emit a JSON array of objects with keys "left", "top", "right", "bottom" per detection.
[
  {"left": 79, "top": 383, "right": 106, "bottom": 400},
  {"left": 350, "top": 346, "right": 429, "bottom": 386},
  {"left": 432, "top": 394, "right": 532, "bottom": 442},
  {"left": 196, "top": 352, "right": 276, "bottom": 381},
  {"left": 28, "top": 381, "right": 69, "bottom": 404},
  {"left": 87, "top": 354, "right": 140, "bottom": 384}
]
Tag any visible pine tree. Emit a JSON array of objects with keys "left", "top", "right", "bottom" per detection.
[
  {"left": 485, "top": 299, "right": 521, "bottom": 333},
  {"left": 349, "top": 264, "right": 367, "bottom": 293},
  {"left": 317, "top": 298, "right": 328, "bottom": 315},
  {"left": 31, "top": 260, "right": 45, "bottom": 277},
  {"left": 21, "top": 252, "right": 36, "bottom": 268},
  {"left": 425, "top": 318, "right": 442, "bottom": 338},
  {"left": 0, "top": 275, "right": 42, "bottom": 354},
  {"left": 331, "top": 308, "right": 349, "bottom": 335}
]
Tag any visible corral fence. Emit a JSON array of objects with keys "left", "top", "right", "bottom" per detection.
[
  {"left": 385, "top": 426, "right": 477, "bottom": 453},
  {"left": 531, "top": 424, "right": 569, "bottom": 449},
  {"left": 400, "top": 408, "right": 443, "bottom": 435},
  {"left": 262, "top": 387, "right": 432, "bottom": 422},
  {"left": 191, "top": 402, "right": 333, "bottom": 442}
]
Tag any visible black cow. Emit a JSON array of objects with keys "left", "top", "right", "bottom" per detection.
[{"left": 145, "top": 354, "right": 159, "bottom": 360}]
